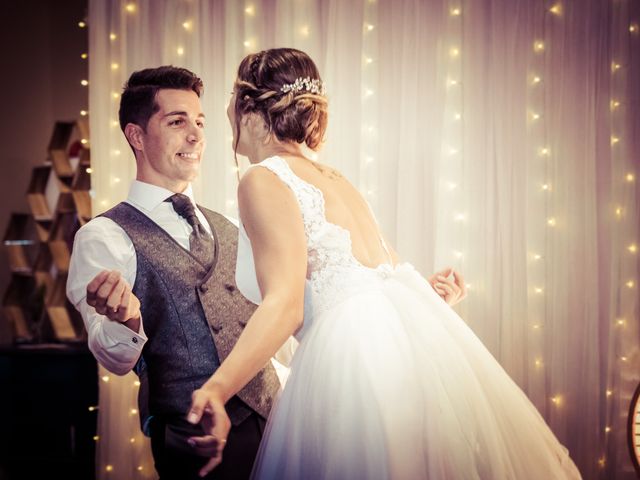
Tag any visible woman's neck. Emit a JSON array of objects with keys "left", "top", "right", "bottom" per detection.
[{"left": 247, "top": 139, "right": 306, "bottom": 164}]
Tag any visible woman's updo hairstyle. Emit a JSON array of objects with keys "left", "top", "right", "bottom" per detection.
[{"left": 233, "top": 48, "right": 328, "bottom": 152}]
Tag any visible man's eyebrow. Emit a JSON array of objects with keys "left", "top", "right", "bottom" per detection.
[{"left": 163, "top": 111, "right": 206, "bottom": 118}]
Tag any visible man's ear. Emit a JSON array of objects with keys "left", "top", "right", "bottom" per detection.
[{"left": 124, "top": 123, "right": 145, "bottom": 151}]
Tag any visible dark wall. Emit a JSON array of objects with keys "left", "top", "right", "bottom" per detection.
[{"left": 0, "top": 0, "right": 88, "bottom": 343}]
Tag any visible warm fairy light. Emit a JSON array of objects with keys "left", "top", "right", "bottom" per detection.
[
  {"left": 364, "top": 56, "right": 373, "bottom": 64},
  {"left": 626, "top": 280, "right": 635, "bottom": 289},
  {"left": 300, "top": 25, "right": 310, "bottom": 37},
  {"left": 448, "top": 147, "right": 458, "bottom": 155},
  {"left": 177, "top": 46, "right": 185, "bottom": 56},
  {"left": 629, "top": 244, "right": 638, "bottom": 253},
  {"left": 531, "top": 112, "right": 540, "bottom": 120},
  {"left": 365, "top": 24, "right": 375, "bottom": 31},
  {"left": 447, "top": 182, "right": 457, "bottom": 190},
  {"left": 447, "top": 78, "right": 459, "bottom": 87},
  {"left": 88, "top": 406, "right": 97, "bottom": 411},
  {"left": 610, "top": 100, "right": 620, "bottom": 110},
  {"left": 101, "top": 200, "right": 108, "bottom": 206},
  {"left": 551, "top": 395, "right": 563, "bottom": 406},
  {"left": 549, "top": 4, "right": 562, "bottom": 15},
  {"left": 101, "top": 375, "right": 110, "bottom": 382},
  {"left": 535, "top": 359, "right": 542, "bottom": 368},
  {"left": 450, "top": 47, "right": 460, "bottom": 58},
  {"left": 125, "top": 3, "right": 136, "bottom": 13},
  {"left": 616, "top": 318, "right": 626, "bottom": 326},
  {"left": 532, "top": 324, "right": 541, "bottom": 330},
  {"left": 364, "top": 88, "right": 374, "bottom": 97},
  {"left": 598, "top": 457, "right": 606, "bottom": 468},
  {"left": 81, "top": 53, "right": 88, "bottom": 59},
  {"left": 80, "top": 110, "right": 88, "bottom": 116},
  {"left": 134, "top": 380, "right": 141, "bottom": 387},
  {"left": 110, "top": 33, "right": 117, "bottom": 41},
  {"left": 365, "top": 156, "right": 374, "bottom": 164},
  {"left": 137, "top": 466, "right": 143, "bottom": 471},
  {"left": 243, "top": 39, "right": 255, "bottom": 49},
  {"left": 541, "top": 183, "right": 550, "bottom": 191},
  {"left": 453, "top": 251, "right": 463, "bottom": 259},
  {"left": 612, "top": 62, "right": 621, "bottom": 72},
  {"left": 111, "top": 63, "right": 119, "bottom": 70},
  {"left": 626, "top": 173, "right": 635, "bottom": 182},
  {"left": 111, "top": 120, "right": 119, "bottom": 127},
  {"left": 182, "top": 20, "right": 192, "bottom": 31},
  {"left": 605, "top": 426, "right": 611, "bottom": 433},
  {"left": 112, "top": 92, "right": 120, "bottom": 99},
  {"left": 630, "top": 24, "right": 638, "bottom": 33},
  {"left": 534, "top": 287, "right": 543, "bottom": 294},
  {"left": 539, "top": 147, "right": 550, "bottom": 156},
  {"left": 245, "top": 5, "right": 255, "bottom": 15},
  {"left": 78, "top": 21, "right": 86, "bottom": 28},
  {"left": 130, "top": 408, "right": 138, "bottom": 415},
  {"left": 93, "top": 435, "right": 99, "bottom": 441},
  {"left": 533, "top": 253, "right": 542, "bottom": 260},
  {"left": 606, "top": 389, "right": 613, "bottom": 397},
  {"left": 86, "top": 167, "right": 93, "bottom": 174},
  {"left": 611, "top": 136, "right": 620, "bottom": 145},
  {"left": 621, "top": 356, "right": 628, "bottom": 362},
  {"left": 130, "top": 437, "right": 136, "bottom": 443},
  {"left": 106, "top": 465, "right": 113, "bottom": 472},
  {"left": 450, "top": 7, "right": 461, "bottom": 16},
  {"left": 532, "top": 75, "right": 541, "bottom": 85},
  {"left": 454, "top": 213, "right": 466, "bottom": 222},
  {"left": 534, "top": 41, "right": 545, "bottom": 52},
  {"left": 113, "top": 150, "right": 121, "bottom": 156},
  {"left": 547, "top": 217, "right": 556, "bottom": 226},
  {"left": 454, "top": 113, "right": 462, "bottom": 120},
  {"left": 81, "top": 79, "right": 89, "bottom": 86},
  {"left": 615, "top": 206, "right": 623, "bottom": 218},
  {"left": 81, "top": 138, "right": 88, "bottom": 145}
]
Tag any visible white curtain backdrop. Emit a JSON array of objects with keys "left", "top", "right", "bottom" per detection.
[{"left": 87, "top": 1, "right": 640, "bottom": 478}]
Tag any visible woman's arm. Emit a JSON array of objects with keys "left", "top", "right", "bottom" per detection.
[{"left": 187, "top": 166, "right": 307, "bottom": 475}]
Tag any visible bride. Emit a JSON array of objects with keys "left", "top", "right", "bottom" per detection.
[{"left": 187, "top": 48, "right": 582, "bottom": 479}]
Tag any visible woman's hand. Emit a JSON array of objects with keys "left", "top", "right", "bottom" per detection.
[
  {"left": 428, "top": 267, "right": 468, "bottom": 306},
  {"left": 187, "top": 383, "right": 232, "bottom": 477}
]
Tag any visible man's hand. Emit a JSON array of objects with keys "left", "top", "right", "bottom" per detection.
[
  {"left": 188, "top": 384, "right": 232, "bottom": 477},
  {"left": 428, "top": 267, "right": 467, "bottom": 306},
  {"left": 86, "top": 270, "right": 141, "bottom": 329}
]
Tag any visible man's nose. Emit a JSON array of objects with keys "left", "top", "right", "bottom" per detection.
[{"left": 187, "top": 125, "right": 204, "bottom": 143}]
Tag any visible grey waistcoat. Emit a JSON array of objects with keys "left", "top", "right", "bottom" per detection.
[{"left": 102, "top": 202, "right": 280, "bottom": 425}]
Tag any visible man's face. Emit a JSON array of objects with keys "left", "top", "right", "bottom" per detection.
[{"left": 135, "top": 89, "right": 206, "bottom": 191}]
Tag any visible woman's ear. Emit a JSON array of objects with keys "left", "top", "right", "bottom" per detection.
[
  {"left": 124, "top": 123, "right": 144, "bottom": 151},
  {"left": 246, "top": 112, "right": 269, "bottom": 138}
]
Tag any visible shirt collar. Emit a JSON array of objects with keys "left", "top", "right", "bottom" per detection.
[{"left": 127, "top": 180, "right": 196, "bottom": 212}]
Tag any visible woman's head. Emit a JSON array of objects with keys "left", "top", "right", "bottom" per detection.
[{"left": 228, "top": 48, "right": 328, "bottom": 155}]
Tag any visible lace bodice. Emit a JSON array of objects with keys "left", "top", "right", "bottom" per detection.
[{"left": 235, "top": 156, "right": 398, "bottom": 339}]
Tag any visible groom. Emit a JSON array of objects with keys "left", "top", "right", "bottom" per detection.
[{"left": 66, "top": 66, "right": 280, "bottom": 479}]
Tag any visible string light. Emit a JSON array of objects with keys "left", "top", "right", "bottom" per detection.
[
  {"left": 137, "top": 466, "right": 144, "bottom": 472},
  {"left": 604, "top": 426, "right": 611, "bottom": 433},
  {"left": 611, "top": 136, "right": 620, "bottom": 146},
  {"left": 630, "top": 24, "right": 638, "bottom": 33},
  {"left": 365, "top": 23, "right": 375, "bottom": 32},
  {"left": 86, "top": 167, "right": 93, "bottom": 174},
  {"left": 547, "top": 217, "right": 556, "bottom": 227},
  {"left": 80, "top": 79, "right": 89, "bottom": 86},
  {"left": 450, "top": 47, "right": 460, "bottom": 58},
  {"left": 541, "top": 183, "right": 550, "bottom": 191},
  {"left": 112, "top": 92, "right": 120, "bottom": 99},
  {"left": 539, "top": 147, "right": 550, "bottom": 156},
  {"left": 454, "top": 113, "right": 462, "bottom": 120},
  {"left": 453, "top": 251, "right": 464, "bottom": 259},
  {"left": 621, "top": 356, "right": 628, "bottom": 362},
  {"left": 533, "top": 253, "right": 542, "bottom": 260},
  {"left": 532, "top": 324, "right": 541, "bottom": 330},
  {"left": 111, "top": 120, "right": 119, "bottom": 127},
  {"left": 88, "top": 406, "right": 98, "bottom": 412},
  {"left": 78, "top": 21, "right": 87, "bottom": 28},
  {"left": 606, "top": 389, "right": 612, "bottom": 397},
  {"left": 105, "top": 465, "right": 113, "bottom": 472},
  {"left": 532, "top": 75, "right": 542, "bottom": 85},
  {"left": 101, "top": 375, "right": 110, "bottom": 382},
  {"left": 111, "top": 63, "right": 119, "bottom": 71},
  {"left": 364, "top": 56, "right": 373, "bottom": 64},
  {"left": 615, "top": 206, "right": 623, "bottom": 218},
  {"left": 80, "top": 110, "right": 88, "bottom": 116},
  {"left": 134, "top": 380, "right": 141, "bottom": 387},
  {"left": 450, "top": 7, "right": 461, "bottom": 16},
  {"left": 534, "top": 287, "right": 544, "bottom": 294},
  {"left": 125, "top": 3, "right": 136, "bottom": 13},
  {"left": 129, "top": 437, "right": 136, "bottom": 443},
  {"left": 93, "top": 435, "right": 99, "bottom": 441},
  {"left": 549, "top": 4, "right": 562, "bottom": 15},
  {"left": 530, "top": 112, "right": 541, "bottom": 121},
  {"left": 81, "top": 138, "right": 88, "bottom": 145},
  {"left": 616, "top": 318, "right": 626, "bottom": 326},
  {"left": 626, "top": 173, "right": 635, "bottom": 182},
  {"left": 245, "top": 5, "right": 255, "bottom": 16},
  {"left": 109, "top": 33, "right": 117, "bottom": 41},
  {"left": 182, "top": 20, "right": 192, "bottom": 31},
  {"left": 534, "top": 359, "right": 543, "bottom": 368},
  {"left": 611, "top": 62, "right": 621, "bottom": 72},
  {"left": 130, "top": 408, "right": 138, "bottom": 415},
  {"left": 300, "top": 25, "right": 310, "bottom": 37},
  {"left": 551, "top": 395, "right": 563, "bottom": 406},
  {"left": 534, "top": 41, "right": 545, "bottom": 53},
  {"left": 81, "top": 53, "right": 88, "bottom": 60},
  {"left": 610, "top": 99, "right": 620, "bottom": 110},
  {"left": 629, "top": 244, "right": 638, "bottom": 253},
  {"left": 176, "top": 46, "right": 185, "bottom": 56},
  {"left": 598, "top": 457, "right": 606, "bottom": 468},
  {"left": 626, "top": 280, "right": 635, "bottom": 289}
]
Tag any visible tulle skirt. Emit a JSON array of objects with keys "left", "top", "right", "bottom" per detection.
[{"left": 252, "top": 264, "right": 582, "bottom": 479}]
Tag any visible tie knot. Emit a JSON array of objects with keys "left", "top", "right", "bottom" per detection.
[{"left": 168, "top": 193, "right": 198, "bottom": 226}]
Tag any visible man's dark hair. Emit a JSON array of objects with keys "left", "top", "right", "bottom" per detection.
[{"left": 118, "top": 66, "right": 203, "bottom": 132}]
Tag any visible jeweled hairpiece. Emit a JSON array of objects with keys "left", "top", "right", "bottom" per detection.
[{"left": 280, "top": 76, "right": 326, "bottom": 96}]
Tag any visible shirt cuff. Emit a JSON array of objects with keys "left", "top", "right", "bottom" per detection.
[{"left": 101, "top": 315, "right": 148, "bottom": 349}]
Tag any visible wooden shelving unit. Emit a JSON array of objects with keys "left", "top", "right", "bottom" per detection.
[{"left": 1, "top": 119, "right": 91, "bottom": 344}]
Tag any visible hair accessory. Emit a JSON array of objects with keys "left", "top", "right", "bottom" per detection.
[{"left": 280, "top": 77, "right": 326, "bottom": 95}]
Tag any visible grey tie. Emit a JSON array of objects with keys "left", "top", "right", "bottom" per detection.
[{"left": 167, "top": 193, "right": 215, "bottom": 267}]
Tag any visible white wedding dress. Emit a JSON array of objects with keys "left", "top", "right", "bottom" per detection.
[{"left": 235, "top": 156, "right": 582, "bottom": 480}]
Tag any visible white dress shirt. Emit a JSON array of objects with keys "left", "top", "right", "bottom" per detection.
[{"left": 67, "top": 180, "right": 218, "bottom": 375}]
